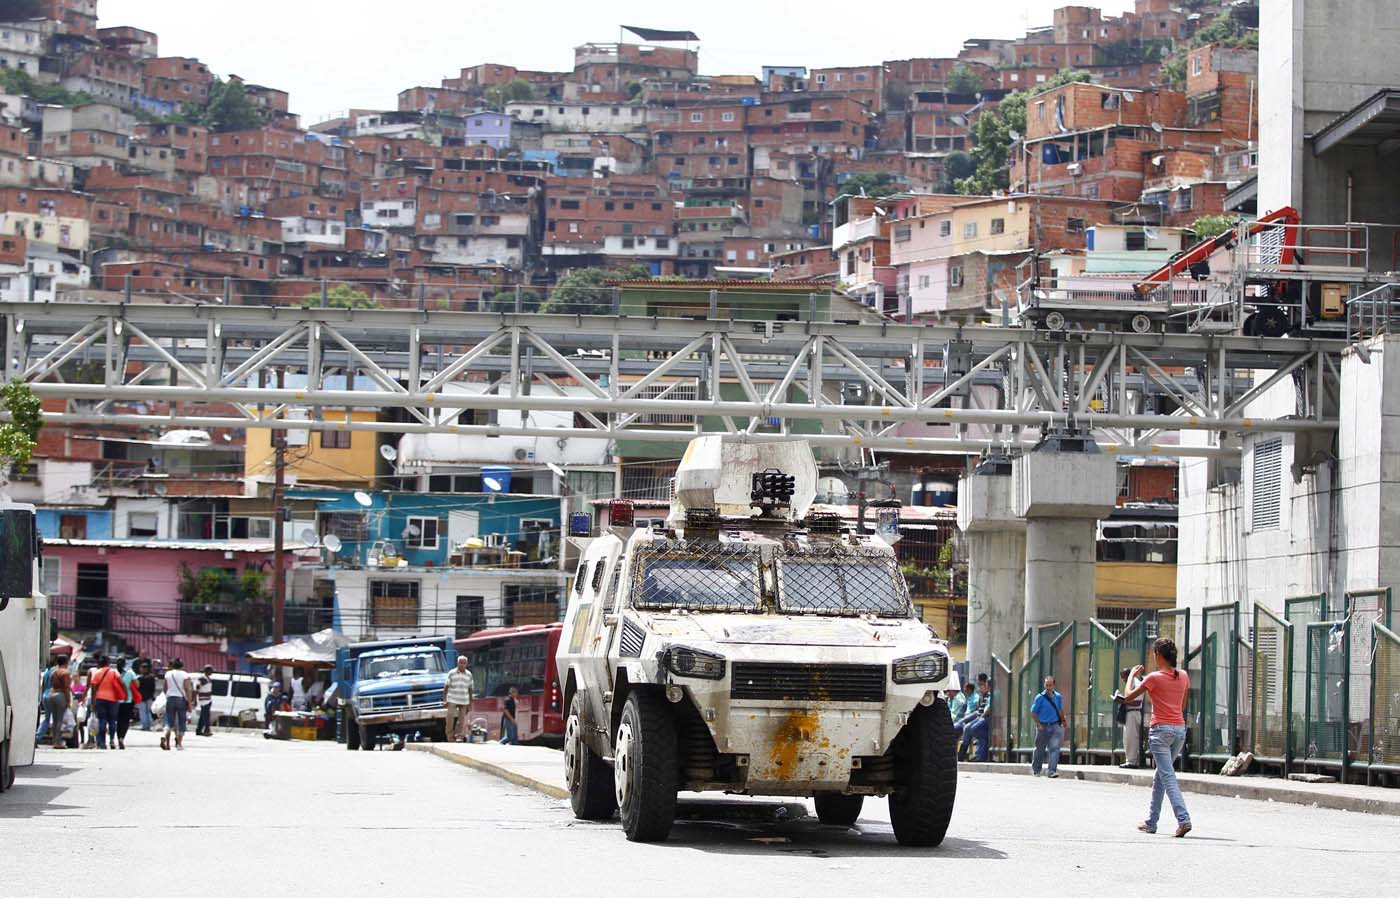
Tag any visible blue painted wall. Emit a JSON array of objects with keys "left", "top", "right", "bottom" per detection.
[
  {"left": 288, "top": 488, "right": 560, "bottom": 567},
  {"left": 37, "top": 508, "right": 114, "bottom": 540}
]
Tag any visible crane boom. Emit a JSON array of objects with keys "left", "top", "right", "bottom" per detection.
[{"left": 1132, "top": 205, "right": 1301, "bottom": 297}]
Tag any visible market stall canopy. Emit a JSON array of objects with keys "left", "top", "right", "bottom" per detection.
[{"left": 245, "top": 628, "right": 350, "bottom": 668}]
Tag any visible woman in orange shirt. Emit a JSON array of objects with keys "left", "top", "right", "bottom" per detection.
[
  {"left": 1117, "top": 637, "right": 1192, "bottom": 837},
  {"left": 87, "top": 656, "right": 130, "bottom": 750}
]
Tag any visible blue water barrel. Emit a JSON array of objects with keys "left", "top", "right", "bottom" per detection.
[{"left": 927, "top": 481, "right": 956, "bottom": 506}]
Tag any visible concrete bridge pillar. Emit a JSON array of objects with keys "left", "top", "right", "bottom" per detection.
[
  {"left": 958, "top": 457, "right": 1026, "bottom": 676},
  {"left": 1012, "top": 437, "right": 1118, "bottom": 632}
]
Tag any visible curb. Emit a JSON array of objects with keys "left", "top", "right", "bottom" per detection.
[
  {"left": 959, "top": 762, "right": 1400, "bottom": 816},
  {"left": 408, "top": 744, "right": 569, "bottom": 800}
]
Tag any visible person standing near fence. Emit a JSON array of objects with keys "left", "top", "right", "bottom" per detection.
[
  {"left": 194, "top": 666, "right": 215, "bottom": 736},
  {"left": 1117, "top": 638, "right": 1192, "bottom": 837},
  {"left": 1119, "top": 667, "right": 1145, "bottom": 769},
  {"left": 1030, "top": 675, "right": 1065, "bottom": 778}
]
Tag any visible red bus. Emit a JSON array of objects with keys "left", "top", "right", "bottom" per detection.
[{"left": 454, "top": 622, "right": 564, "bottom": 743}]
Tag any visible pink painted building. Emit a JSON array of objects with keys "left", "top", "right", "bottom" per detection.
[{"left": 43, "top": 539, "right": 299, "bottom": 669}]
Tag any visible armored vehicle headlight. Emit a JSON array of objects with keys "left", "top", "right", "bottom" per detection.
[
  {"left": 892, "top": 651, "right": 948, "bottom": 684},
  {"left": 664, "top": 645, "right": 726, "bottom": 680}
]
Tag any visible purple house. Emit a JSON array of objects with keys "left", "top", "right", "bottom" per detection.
[{"left": 465, "top": 111, "right": 512, "bottom": 149}]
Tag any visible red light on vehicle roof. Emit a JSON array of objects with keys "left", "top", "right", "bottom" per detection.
[{"left": 610, "top": 499, "right": 635, "bottom": 527}]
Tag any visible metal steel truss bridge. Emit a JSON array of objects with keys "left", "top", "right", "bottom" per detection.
[{"left": 1, "top": 301, "right": 1347, "bottom": 459}]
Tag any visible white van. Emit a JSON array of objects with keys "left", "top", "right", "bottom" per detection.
[{"left": 205, "top": 673, "right": 273, "bottom": 725}]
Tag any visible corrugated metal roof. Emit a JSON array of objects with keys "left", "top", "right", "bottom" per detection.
[{"left": 45, "top": 538, "right": 315, "bottom": 554}]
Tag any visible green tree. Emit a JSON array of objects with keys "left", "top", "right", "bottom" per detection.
[
  {"left": 184, "top": 78, "right": 268, "bottom": 132},
  {"left": 0, "top": 380, "right": 41, "bottom": 475},
  {"left": 544, "top": 265, "right": 650, "bottom": 316},
  {"left": 840, "top": 172, "right": 902, "bottom": 198},
  {"left": 483, "top": 77, "right": 533, "bottom": 111},
  {"left": 301, "top": 284, "right": 379, "bottom": 309},
  {"left": 483, "top": 287, "right": 543, "bottom": 313},
  {"left": 946, "top": 65, "right": 982, "bottom": 95},
  {"left": 938, "top": 150, "right": 975, "bottom": 192},
  {"left": 0, "top": 68, "right": 95, "bottom": 107},
  {"left": 1191, "top": 214, "right": 1237, "bottom": 240}
]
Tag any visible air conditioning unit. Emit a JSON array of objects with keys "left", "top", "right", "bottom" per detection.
[{"left": 1067, "top": 162, "right": 1083, "bottom": 176}]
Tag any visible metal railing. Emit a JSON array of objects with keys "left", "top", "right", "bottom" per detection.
[{"left": 1250, "top": 603, "right": 1292, "bottom": 771}]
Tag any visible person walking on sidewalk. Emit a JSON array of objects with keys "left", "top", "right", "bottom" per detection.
[
  {"left": 161, "top": 659, "right": 194, "bottom": 751},
  {"left": 1117, "top": 638, "right": 1192, "bottom": 838},
  {"left": 115, "top": 658, "right": 139, "bottom": 749},
  {"left": 499, "top": 686, "right": 519, "bottom": 745},
  {"left": 194, "top": 665, "right": 215, "bottom": 736},
  {"left": 136, "top": 662, "right": 156, "bottom": 731},
  {"left": 1030, "top": 675, "right": 1065, "bottom": 778},
  {"left": 87, "top": 656, "right": 126, "bottom": 750},
  {"left": 45, "top": 656, "right": 72, "bottom": 749},
  {"left": 443, "top": 656, "right": 474, "bottom": 742}
]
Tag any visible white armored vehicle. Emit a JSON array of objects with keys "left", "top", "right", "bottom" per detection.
[{"left": 556, "top": 437, "right": 958, "bottom": 844}]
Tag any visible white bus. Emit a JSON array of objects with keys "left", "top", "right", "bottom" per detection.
[{"left": 1, "top": 501, "right": 45, "bottom": 792}]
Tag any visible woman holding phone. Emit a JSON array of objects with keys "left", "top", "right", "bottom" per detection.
[{"left": 1116, "top": 637, "right": 1192, "bottom": 837}]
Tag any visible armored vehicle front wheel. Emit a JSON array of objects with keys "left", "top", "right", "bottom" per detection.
[
  {"left": 565, "top": 694, "right": 617, "bottom": 820},
  {"left": 813, "top": 793, "right": 863, "bottom": 827},
  {"left": 358, "top": 722, "right": 375, "bottom": 751},
  {"left": 346, "top": 717, "right": 360, "bottom": 750},
  {"left": 888, "top": 699, "right": 958, "bottom": 846},
  {"left": 614, "top": 690, "right": 678, "bottom": 842}
]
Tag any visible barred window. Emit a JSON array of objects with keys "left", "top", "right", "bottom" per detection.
[{"left": 370, "top": 579, "right": 420, "bottom": 628}]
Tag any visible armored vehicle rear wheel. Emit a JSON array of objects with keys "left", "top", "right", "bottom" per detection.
[
  {"left": 346, "top": 717, "right": 360, "bottom": 750},
  {"left": 888, "top": 699, "right": 958, "bottom": 846},
  {"left": 358, "top": 722, "right": 374, "bottom": 750},
  {"left": 565, "top": 694, "right": 616, "bottom": 820},
  {"left": 614, "top": 690, "right": 677, "bottom": 842},
  {"left": 813, "top": 793, "right": 863, "bottom": 826}
]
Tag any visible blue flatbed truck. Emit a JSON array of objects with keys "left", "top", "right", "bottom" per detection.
[{"left": 336, "top": 637, "right": 455, "bottom": 750}]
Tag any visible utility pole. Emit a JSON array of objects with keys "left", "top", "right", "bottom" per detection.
[{"left": 272, "top": 426, "right": 287, "bottom": 644}]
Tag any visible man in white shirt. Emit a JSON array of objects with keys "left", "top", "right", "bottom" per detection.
[
  {"left": 443, "top": 656, "right": 475, "bottom": 742},
  {"left": 290, "top": 668, "right": 308, "bottom": 711}
]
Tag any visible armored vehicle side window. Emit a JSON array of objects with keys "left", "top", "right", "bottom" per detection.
[
  {"left": 590, "top": 557, "right": 607, "bottom": 593},
  {"left": 776, "top": 554, "right": 910, "bottom": 618},
  {"left": 633, "top": 543, "right": 761, "bottom": 611},
  {"left": 573, "top": 562, "right": 588, "bottom": 595}
]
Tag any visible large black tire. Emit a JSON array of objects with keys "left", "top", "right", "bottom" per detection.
[
  {"left": 346, "top": 716, "right": 361, "bottom": 750},
  {"left": 565, "top": 693, "right": 616, "bottom": 820},
  {"left": 0, "top": 741, "right": 9, "bottom": 794},
  {"left": 358, "top": 722, "right": 374, "bottom": 751},
  {"left": 813, "top": 793, "right": 863, "bottom": 826},
  {"left": 614, "top": 690, "right": 678, "bottom": 842},
  {"left": 888, "top": 699, "right": 958, "bottom": 847},
  {"left": 429, "top": 721, "right": 448, "bottom": 743}
]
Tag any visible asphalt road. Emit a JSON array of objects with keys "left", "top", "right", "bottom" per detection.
[{"left": 1, "top": 728, "right": 1393, "bottom": 898}]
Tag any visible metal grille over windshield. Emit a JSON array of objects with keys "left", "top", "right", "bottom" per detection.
[
  {"left": 776, "top": 549, "right": 911, "bottom": 618},
  {"left": 632, "top": 541, "right": 763, "bottom": 612}
]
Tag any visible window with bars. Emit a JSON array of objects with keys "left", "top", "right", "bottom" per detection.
[
  {"left": 370, "top": 579, "right": 420, "bottom": 628},
  {"left": 1251, "top": 438, "right": 1283, "bottom": 530}
]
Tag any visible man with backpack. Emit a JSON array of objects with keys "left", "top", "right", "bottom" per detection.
[{"left": 1030, "top": 675, "right": 1065, "bottom": 778}]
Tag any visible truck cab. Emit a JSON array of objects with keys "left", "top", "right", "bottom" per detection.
[
  {"left": 556, "top": 438, "right": 959, "bottom": 844},
  {"left": 335, "top": 637, "right": 455, "bottom": 750}
]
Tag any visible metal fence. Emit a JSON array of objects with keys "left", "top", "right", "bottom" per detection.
[
  {"left": 1304, "top": 619, "right": 1350, "bottom": 771},
  {"left": 1285, "top": 595, "right": 1327, "bottom": 758},
  {"left": 1250, "top": 604, "right": 1291, "bottom": 768},
  {"left": 1198, "top": 602, "right": 1240, "bottom": 760},
  {"left": 989, "top": 655, "right": 1012, "bottom": 759},
  {"left": 1371, "top": 624, "right": 1400, "bottom": 782}
]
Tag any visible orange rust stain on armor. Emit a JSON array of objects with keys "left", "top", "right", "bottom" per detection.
[{"left": 767, "top": 709, "right": 821, "bottom": 778}]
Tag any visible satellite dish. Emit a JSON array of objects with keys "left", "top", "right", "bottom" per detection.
[
  {"left": 546, "top": 462, "right": 566, "bottom": 479},
  {"left": 353, "top": 491, "right": 373, "bottom": 507},
  {"left": 380, "top": 444, "right": 398, "bottom": 462},
  {"left": 402, "top": 524, "right": 421, "bottom": 539},
  {"left": 482, "top": 476, "right": 503, "bottom": 492},
  {"left": 298, "top": 527, "right": 319, "bottom": 547},
  {"left": 1151, "top": 121, "right": 1164, "bottom": 134},
  {"left": 323, "top": 534, "right": 343, "bottom": 553}
]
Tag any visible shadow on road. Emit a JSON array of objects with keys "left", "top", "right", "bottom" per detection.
[
  {"left": 14, "top": 763, "right": 81, "bottom": 780},
  {"left": 630, "top": 798, "right": 1008, "bottom": 859},
  {"left": 0, "top": 783, "right": 76, "bottom": 820}
]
